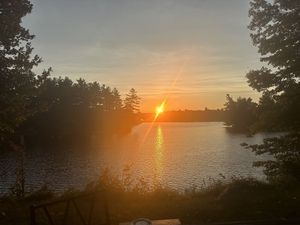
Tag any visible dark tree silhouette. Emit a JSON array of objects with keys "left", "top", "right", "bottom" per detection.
[
  {"left": 123, "top": 88, "right": 141, "bottom": 114},
  {"left": 245, "top": 0, "right": 300, "bottom": 182},
  {"left": 252, "top": 92, "right": 279, "bottom": 131},
  {"left": 0, "top": 0, "right": 50, "bottom": 142},
  {"left": 112, "top": 88, "right": 123, "bottom": 110},
  {"left": 224, "top": 95, "right": 258, "bottom": 132},
  {"left": 18, "top": 77, "right": 138, "bottom": 146}
]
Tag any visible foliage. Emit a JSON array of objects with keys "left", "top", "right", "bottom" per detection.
[
  {"left": 1, "top": 174, "right": 300, "bottom": 225},
  {"left": 19, "top": 77, "right": 140, "bottom": 147},
  {"left": 251, "top": 92, "right": 280, "bottom": 131},
  {"left": 245, "top": 133, "right": 300, "bottom": 183},
  {"left": 247, "top": 0, "right": 300, "bottom": 96},
  {"left": 0, "top": 0, "right": 50, "bottom": 141},
  {"left": 223, "top": 95, "right": 258, "bottom": 132},
  {"left": 123, "top": 88, "right": 141, "bottom": 114},
  {"left": 244, "top": 0, "right": 300, "bottom": 182}
]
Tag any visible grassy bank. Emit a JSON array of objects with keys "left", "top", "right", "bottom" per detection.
[{"left": 0, "top": 172, "right": 299, "bottom": 225}]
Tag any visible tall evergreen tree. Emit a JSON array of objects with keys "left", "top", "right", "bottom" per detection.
[
  {"left": 0, "top": 0, "right": 49, "bottom": 142},
  {"left": 112, "top": 88, "right": 123, "bottom": 110},
  {"left": 123, "top": 88, "right": 141, "bottom": 114}
]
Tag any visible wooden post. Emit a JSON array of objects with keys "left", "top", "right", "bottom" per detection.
[
  {"left": 103, "top": 191, "right": 111, "bottom": 225},
  {"left": 30, "top": 206, "right": 36, "bottom": 225}
]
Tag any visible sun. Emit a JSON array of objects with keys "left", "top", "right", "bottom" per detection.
[{"left": 155, "top": 101, "right": 165, "bottom": 119}]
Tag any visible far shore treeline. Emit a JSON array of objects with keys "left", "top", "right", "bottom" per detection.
[{"left": 141, "top": 109, "right": 225, "bottom": 122}]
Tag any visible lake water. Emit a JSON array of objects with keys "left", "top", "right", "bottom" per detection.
[{"left": 0, "top": 122, "right": 276, "bottom": 194}]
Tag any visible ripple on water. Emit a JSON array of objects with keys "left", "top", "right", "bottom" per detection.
[{"left": 0, "top": 122, "right": 277, "bottom": 194}]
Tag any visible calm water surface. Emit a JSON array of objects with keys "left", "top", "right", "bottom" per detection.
[{"left": 0, "top": 122, "right": 276, "bottom": 193}]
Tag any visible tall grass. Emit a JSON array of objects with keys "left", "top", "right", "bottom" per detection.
[{"left": 0, "top": 167, "right": 299, "bottom": 225}]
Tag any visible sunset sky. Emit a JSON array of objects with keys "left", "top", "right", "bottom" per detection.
[{"left": 24, "top": 0, "right": 262, "bottom": 112}]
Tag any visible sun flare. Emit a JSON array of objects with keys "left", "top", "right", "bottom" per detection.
[{"left": 155, "top": 101, "right": 165, "bottom": 119}]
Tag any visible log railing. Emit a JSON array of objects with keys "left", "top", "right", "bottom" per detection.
[{"left": 30, "top": 190, "right": 110, "bottom": 225}]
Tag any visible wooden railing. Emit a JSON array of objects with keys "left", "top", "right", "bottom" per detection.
[{"left": 30, "top": 190, "right": 110, "bottom": 225}]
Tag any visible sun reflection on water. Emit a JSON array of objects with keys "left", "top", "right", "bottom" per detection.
[{"left": 154, "top": 125, "right": 165, "bottom": 182}]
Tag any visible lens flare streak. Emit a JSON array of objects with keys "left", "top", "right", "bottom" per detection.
[
  {"left": 155, "top": 100, "right": 166, "bottom": 120},
  {"left": 139, "top": 57, "right": 190, "bottom": 147}
]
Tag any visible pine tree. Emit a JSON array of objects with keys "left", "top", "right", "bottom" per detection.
[
  {"left": 123, "top": 88, "right": 141, "bottom": 113},
  {"left": 112, "top": 88, "right": 123, "bottom": 110}
]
